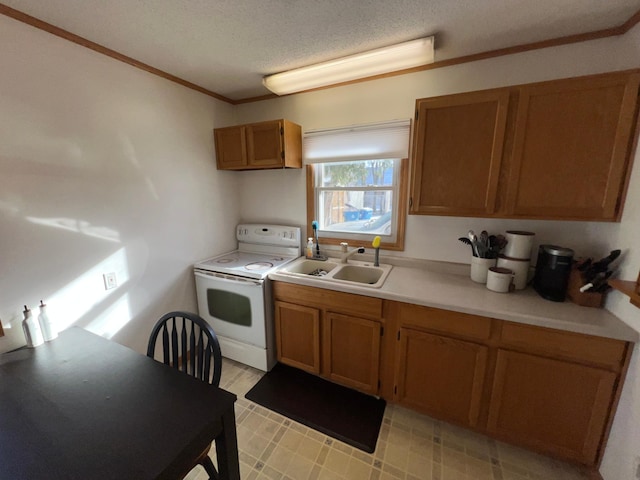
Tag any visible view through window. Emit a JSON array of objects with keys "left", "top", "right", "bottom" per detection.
[{"left": 315, "top": 159, "right": 399, "bottom": 240}]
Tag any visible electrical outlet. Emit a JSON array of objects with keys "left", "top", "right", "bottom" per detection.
[{"left": 103, "top": 273, "right": 117, "bottom": 290}]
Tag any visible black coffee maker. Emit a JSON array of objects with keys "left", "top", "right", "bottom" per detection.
[{"left": 533, "top": 245, "right": 575, "bottom": 302}]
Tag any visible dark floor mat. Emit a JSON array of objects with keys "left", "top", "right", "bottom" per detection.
[{"left": 245, "top": 363, "right": 386, "bottom": 453}]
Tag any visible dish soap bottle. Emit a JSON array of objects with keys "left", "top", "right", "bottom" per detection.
[
  {"left": 306, "top": 237, "right": 314, "bottom": 259},
  {"left": 38, "top": 300, "right": 57, "bottom": 341},
  {"left": 22, "top": 305, "right": 44, "bottom": 347}
]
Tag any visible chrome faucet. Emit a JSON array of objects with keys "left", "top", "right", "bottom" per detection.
[{"left": 340, "top": 242, "right": 365, "bottom": 263}]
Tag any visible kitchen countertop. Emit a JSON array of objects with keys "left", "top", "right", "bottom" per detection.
[{"left": 269, "top": 256, "right": 639, "bottom": 343}]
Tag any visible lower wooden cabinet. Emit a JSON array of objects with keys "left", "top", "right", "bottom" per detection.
[
  {"left": 396, "top": 327, "right": 488, "bottom": 427},
  {"left": 274, "top": 301, "right": 320, "bottom": 374},
  {"left": 272, "top": 283, "right": 384, "bottom": 395},
  {"left": 387, "top": 300, "right": 630, "bottom": 468},
  {"left": 324, "top": 312, "right": 381, "bottom": 395},
  {"left": 487, "top": 349, "right": 616, "bottom": 464},
  {"left": 272, "top": 283, "right": 632, "bottom": 468}
]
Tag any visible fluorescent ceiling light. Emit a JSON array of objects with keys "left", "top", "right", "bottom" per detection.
[{"left": 263, "top": 36, "right": 435, "bottom": 95}]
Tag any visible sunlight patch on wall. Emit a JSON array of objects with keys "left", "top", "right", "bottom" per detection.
[
  {"left": 25, "top": 216, "right": 121, "bottom": 243},
  {"left": 85, "top": 294, "right": 132, "bottom": 339},
  {"left": 49, "top": 247, "right": 129, "bottom": 332}
]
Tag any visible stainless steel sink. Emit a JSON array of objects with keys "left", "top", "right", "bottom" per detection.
[{"left": 278, "top": 257, "right": 392, "bottom": 288}]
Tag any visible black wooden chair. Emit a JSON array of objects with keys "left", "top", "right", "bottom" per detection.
[{"left": 147, "top": 311, "right": 223, "bottom": 480}]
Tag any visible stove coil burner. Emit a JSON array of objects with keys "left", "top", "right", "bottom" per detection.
[
  {"left": 216, "top": 258, "right": 237, "bottom": 264},
  {"left": 245, "top": 262, "right": 274, "bottom": 271}
]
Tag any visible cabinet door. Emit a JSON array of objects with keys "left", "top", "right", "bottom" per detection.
[
  {"left": 487, "top": 349, "right": 616, "bottom": 465},
  {"left": 274, "top": 301, "right": 320, "bottom": 374},
  {"left": 505, "top": 72, "right": 640, "bottom": 220},
  {"left": 410, "top": 89, "right": 509, "bottom": 216},
  {"left": 323, "top": 312, "right": 381, "bottom": 395},
  {"left": 395, "top": 328, "right": 488, "bottom": 428},
  {"left": 214, "top": 126, "right": 247, "bottom": 169},
  {"left": 247, "top": 120, "right": 284, "bottom": 168}
]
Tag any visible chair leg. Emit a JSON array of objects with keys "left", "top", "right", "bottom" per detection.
[{"left": 200, "top": 456, "right": 219, "bottom": 480}]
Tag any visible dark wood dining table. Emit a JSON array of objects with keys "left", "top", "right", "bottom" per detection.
[{"left": 0, "top": 326, "right": 240, "bottom": 480}]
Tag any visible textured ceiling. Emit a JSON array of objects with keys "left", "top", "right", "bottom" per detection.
[{"left": 2, "top": 0, "right": 639, "bottom": 101}]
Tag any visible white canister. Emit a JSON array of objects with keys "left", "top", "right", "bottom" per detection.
[
  {"left": 497, "top": 255, "right": 531, "bottom": 290},
  {"left": 486, "top": 267, "right": 514, "bottom": 293},
  {"left": 470, "top": 256, "right": 497, "bottom": 284},
  {"left": 503, "top": 231, "right": 535, "bottom": 260}
]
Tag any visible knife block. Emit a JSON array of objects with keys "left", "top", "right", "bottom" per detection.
[{"left": 566, "top": 265, "right": 606, "bottom": 308}]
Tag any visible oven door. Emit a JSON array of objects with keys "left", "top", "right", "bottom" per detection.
[{"left": 194, "top": 270, "right": 266, "bottom": 348}]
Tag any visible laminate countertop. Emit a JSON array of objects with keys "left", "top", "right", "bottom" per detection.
[{"left": 270, "top": 256, "right": 639, "bottom": 343}]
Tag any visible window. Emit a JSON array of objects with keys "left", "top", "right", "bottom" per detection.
[{"left": 305, "top": 120, "right": 410, "bottom": 251}]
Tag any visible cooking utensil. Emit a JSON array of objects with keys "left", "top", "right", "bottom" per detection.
[
  {"left": 467, "top": 230, "right": 480, "bottom": 257},
  {"left": 590, "top": 250, "right": 621, "bottom": 274},
  {"left": 580, "top": 270, "right": 614, "bottom": 292},
  {"left": 458, "top": 237, "right": 475, "bottom": 255},
  {"left": 480, "top": 231, "right": 489, "bottom": 248}
]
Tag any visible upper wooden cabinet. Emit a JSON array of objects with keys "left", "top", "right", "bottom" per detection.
[
  {"left": 214, "top": 119, "right": 302, "bottom": 170},
  {"left": 410, "top": 70, "right": 640, "bottom": 221},
  {"left": 506, "top": 73, "right": 640, "bottom": 220},
  {"left": 410, "top": 89, "right": 510, "bottom": 216}
]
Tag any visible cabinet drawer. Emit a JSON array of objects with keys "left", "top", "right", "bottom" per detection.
[
  {"left": 395, "top": 302, "right": 492, "bottom": 340},
  {"left": 273, "top": 282, "right": 383, "bottom": 320},
  {"left": 500, "top": 322, "right": 627, "bottom": 370}
]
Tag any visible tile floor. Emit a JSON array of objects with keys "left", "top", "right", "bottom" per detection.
[{"left": 185, "top": 359, "right": 592, "bottom": 480}]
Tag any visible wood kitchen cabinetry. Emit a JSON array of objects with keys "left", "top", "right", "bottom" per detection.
[
  {"left": 214, "top": 119, "right": 302, "bottom": 170},
  {"left": 486, "top": 322, "right": 627, "bottom": 464},
  {"left": 410, "top": 69, "right": 640, "bottom": 221},
  {"left": 271, "top": 281, "right": 632, "bottom": 467},
  {"left": 487, "top": 349, "right": 616, "bottom": 464},
  {"left": 274, "top": 301, "right": 320, "bottom": 374},
  {"left": 410, "top": 89, "right": 510, "bottom": 216},
  {"left": 396, "top": 327, "right": 488, "bottom": 428},
  {"left": 388, "top": 301, "right": 631, "bottom": 467},
  {"left": 391, "top": 303, "right": 493, "bottom": 429},
  {"left": 273, "top": 282, "right": 383, "bottom": 395}
]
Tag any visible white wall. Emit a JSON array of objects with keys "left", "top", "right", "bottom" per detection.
[
  {"left": 0, "top": 15, "right": 239, "bottom": 354},
  {"left": 234, "top": 29, "right": 640, "bottom": 479}
]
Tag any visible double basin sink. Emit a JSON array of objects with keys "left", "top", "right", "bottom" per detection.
[{"left": 277, "top": 257, "right": 392, "bottom": 288}]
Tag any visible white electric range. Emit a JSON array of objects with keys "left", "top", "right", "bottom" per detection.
[{"left": 194, "top": 224, "right": 301, "bottom": 371}]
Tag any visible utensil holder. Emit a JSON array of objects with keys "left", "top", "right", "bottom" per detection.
[
  {"left": 566, "top": 265, "right": 605, "bottom": 308},
  {"left": 470, "top": 257, "right": 497, "bottom": 284}
]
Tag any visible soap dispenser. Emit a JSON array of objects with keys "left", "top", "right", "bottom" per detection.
[
  {"left": 22, "top": 305, "right": 44, "bottom": 347},
  {"left": 38, "top": 300, "right": 57, "bottom": 341},
  {"left": 306, "top": 237, "right": 314, "bottom": 259}
]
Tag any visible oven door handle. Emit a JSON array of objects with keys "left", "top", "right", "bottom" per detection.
[{"left": 194, "top": 270, "right": 263, "bottom": 287}]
